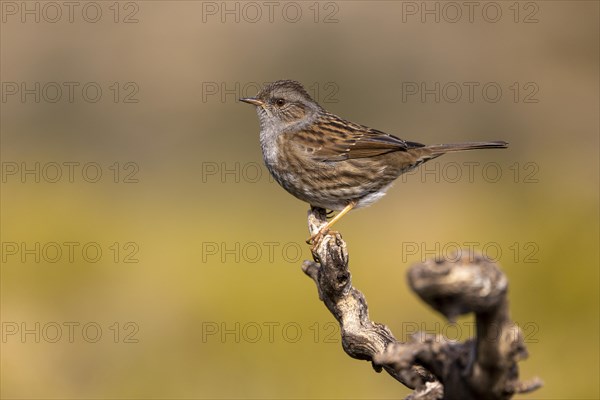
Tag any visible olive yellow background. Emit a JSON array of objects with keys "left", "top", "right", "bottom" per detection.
[{"left": 1, "top": 1, "right": 598, "bottom": 399}]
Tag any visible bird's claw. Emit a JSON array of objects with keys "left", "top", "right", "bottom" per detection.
[
  {"left": 307, "top": 228, "right": 341, "bottom": 252},
  {"left": 306, "top": 228, "right": 329, "bottom": 247}
]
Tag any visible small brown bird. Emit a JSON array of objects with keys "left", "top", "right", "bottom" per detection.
[{"left": 241, "top": 80, "right": 507, "bottom": 244}]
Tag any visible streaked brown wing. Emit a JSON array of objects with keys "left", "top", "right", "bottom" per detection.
[{"left": 300, "top": 113, "right": 424, "bottom": 162}]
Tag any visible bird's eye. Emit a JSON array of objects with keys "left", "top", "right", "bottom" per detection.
[{"left": 275, "top": 98, "right": 285, "bottom": 106}]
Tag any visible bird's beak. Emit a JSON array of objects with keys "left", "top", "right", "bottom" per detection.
[{"left": 240, "top": 97, "right": 264, "bottom": 107}]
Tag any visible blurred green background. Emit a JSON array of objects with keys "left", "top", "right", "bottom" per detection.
[{"left": 1, "top": 1, "right": 598, "bottom": 399}]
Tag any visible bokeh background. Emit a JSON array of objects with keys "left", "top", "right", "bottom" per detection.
[{"left": 1, "top": 1, "right": 598, "bottom": 399}]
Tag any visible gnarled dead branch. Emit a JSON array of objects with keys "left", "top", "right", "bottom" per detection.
[{"left": 302, "top": 207, "right": 541, "bottom": 400}]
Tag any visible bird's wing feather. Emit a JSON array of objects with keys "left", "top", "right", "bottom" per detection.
[{"left": 300, "top": 114, "right": 424, "bottom": 162}]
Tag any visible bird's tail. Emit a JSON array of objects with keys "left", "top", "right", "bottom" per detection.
[{"left": 425, "top": 141, "right": 508, "bottom": 155}]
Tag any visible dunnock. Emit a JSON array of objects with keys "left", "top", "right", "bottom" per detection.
[{"left": 241, "top": 80, "right": 507, "bottom": 244}]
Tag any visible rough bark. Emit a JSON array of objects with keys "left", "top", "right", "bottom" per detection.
[{"left": 302, "top": 207, "right": 542, "bottom": 400}]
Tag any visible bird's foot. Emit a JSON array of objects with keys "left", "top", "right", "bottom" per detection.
[
  {"left": 306, "top": 228, "right": 328, "bottom": 246},
  {"left": 307, "top": 228, "right": 340, "bottom": 251}
]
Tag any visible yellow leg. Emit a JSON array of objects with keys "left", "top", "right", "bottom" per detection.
[{"left": 307, "top": 201, "right": 357, "bottom": 245}]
